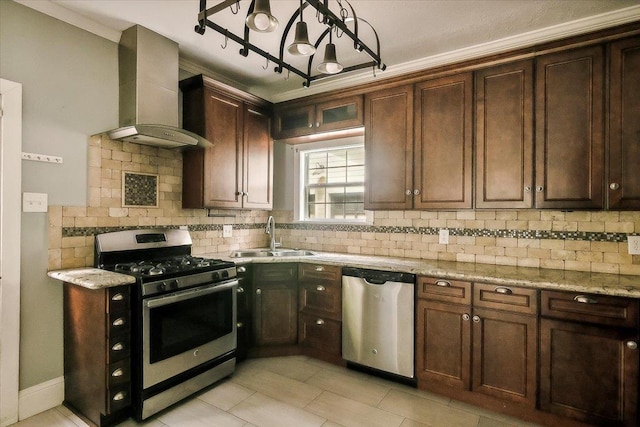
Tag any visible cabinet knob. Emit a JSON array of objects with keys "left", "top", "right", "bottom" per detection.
[
  {"left": 308, "top": 123, "right": 313, "bottom": 128},
  {"left": 495, "top": 287, "right": 513, "bottom": 295},
  {"left": 315, "top": 319, "right": 325, "bottom": 325},
  {"left": 237, "top": 286, "right": 245, "bottom": 293},
  {"left": 112, "top": 392, "right": 126, "bottom": 402},
  {"left": 524, "top": 186, "right": 532, "bottom": 193},
  {"left": 237, "top": 266, "right": 247, "bottom": 273},
  {"left": 405, "top": 189, "right": 412, "bottom": 196},
  {"left": 112, "top": 317, "right": 125, "bottom": 327},
  {"left": 111, "top": 293, "right": 124, "bottom": 301},
  {"left": 574, "top": 295, "right": 597, "bottom": 304},
  {"left": 472, "top": 315, "right": 481, "bottom": 323},
  {"left": 610, "top": 182, "right": 620, "bottom": 190},
  {"left": 316, "top": 285, "right": 326, "bottom": 291},
  {"left": 237, "top": 322, "right": 244, "bottom": 328},
  {"left": 314, "top": 266, "right": 325, "bottom": 272},
  {"left": 536, "top": 186, "right": 544, "bottom": 193},
  {"left": 627, "top": 341, "right": 638, "bottom": 350},
  {"left": 111, "top": 342, "right": 124, "bottom": 351},
  {"left": 413, "top": 189, "right": 420, "bottom": 195},
  {"left": 462, "top": 313, "right": 470, "bottom": 321},
  {"left": 111, "top": 368, "right": 124, "bottom": 377},
  {"left": 256, "top": 288, "right": 262, "bottom": 295},
  {"left": 435, "top": 280, "right": 451, "bottom": 287}
]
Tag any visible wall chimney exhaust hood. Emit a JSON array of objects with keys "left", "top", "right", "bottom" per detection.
[{"left": 107, "top": 25, "right": 210, "bottom": 149}]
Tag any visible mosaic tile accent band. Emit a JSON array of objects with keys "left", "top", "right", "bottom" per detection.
[
  {"left": 122, "top": 172, "right": 158, "bottom": 207},
  {"left": 62, "top": 223, "right": 635, "bottom": 242}
]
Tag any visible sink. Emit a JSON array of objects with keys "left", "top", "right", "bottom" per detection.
[{"left": 229, "top": 249, "right": 316, "bottom": 258}]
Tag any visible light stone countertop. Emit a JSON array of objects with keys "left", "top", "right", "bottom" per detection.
[
  {"left": 48, "top": 268, "right": 136, "bottom": 289},
  {"left": 48, "top": 251, "right": 640, "bottom": 297}
]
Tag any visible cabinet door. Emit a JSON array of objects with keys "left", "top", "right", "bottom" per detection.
[
  {"left": 535, "top": 45, "right": 604, "bottom": 209},
  {"left": 414, "top": 73, "right": 473, "bottom": 209},
  {"left": 609, "top": 37, "right": 640, "bottom": 209},
  {"left": 243, "top": 106, "right": 273, "bottom": 209},
  {"left": 540, "top": 318, "right": 639, "bottom": 426},
  {"left": 273, "top": 104, "right": 315, "bottom": 139},
  {"left": 315, "top": 96, "right": 363, "bottom": 133},
  {"left": 475, "top": 60, "right": 534, "bottom": 208},
  {"left": 298, "top": 312, "right": 341, "bottom": 356},
  {"left": 253, "top": 282, "right": 298, "bottom": 346},
  {"left": 364, "top": 85, "right": 414, "bottom": 210},
  {"left": 202, "top": 89, "right": 244, "bottom": 208},
  {"left": 416, "top": 299, "right": 471, "bottom": 389},
  {"left": 471, "top": 308, "right": 537, "bottom": 406}
]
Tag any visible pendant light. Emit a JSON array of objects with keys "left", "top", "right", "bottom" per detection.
[
  {"left": 246, "top": 0, "right": 278, "bottom": 33},
  {"left": 317, "top": 29, "right": 343, "bottom": 74},
  {"left": 287, "top": 0, "right": 316, "bottom": 56}
]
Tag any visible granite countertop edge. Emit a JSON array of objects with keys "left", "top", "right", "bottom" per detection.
[{"left": 48, "top": 251, "right": 640, "bottom": 297}]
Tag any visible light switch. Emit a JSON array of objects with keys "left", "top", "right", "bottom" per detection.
[{"left": 23, "top": 192, "right": 48, "bottom": 212}]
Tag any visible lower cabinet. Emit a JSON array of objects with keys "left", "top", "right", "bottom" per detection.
[
  {"left": 63, "top": 283, "right": 131, "bottom": 426},
  {"left": 235, "top": 264, "right": 252, "bottom": 361},
  {"left": 252, "top": 263, "right": 298, "bottom": 346},
  {"left": 540, "top": 290, "right": 639, "bottom": 426}
]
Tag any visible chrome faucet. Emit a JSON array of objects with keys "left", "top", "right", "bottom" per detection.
[{"left": 265, "top": 215, "right": 278, "bottom": 251}]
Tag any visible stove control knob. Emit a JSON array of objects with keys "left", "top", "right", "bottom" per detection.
[
  {"left": 156, "top": 282, "right": 166, "bottom": 292},
  {"left": 168, "top": 280, "right": 179, "bottom": 290},
  {"left": 212, "top": 271, "right": 220, "bottom": 281},
  {"left": 221, "top": 270, "right": 229, "bottom": 279}
]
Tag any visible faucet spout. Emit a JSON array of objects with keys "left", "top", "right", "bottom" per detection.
[{"left": 266, "top": 215, "right": 277, "bottom": 251}]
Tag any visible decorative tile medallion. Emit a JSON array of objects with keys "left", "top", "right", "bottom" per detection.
[{"left": 122, "top": 172, "right": 158, "bottom": 208}]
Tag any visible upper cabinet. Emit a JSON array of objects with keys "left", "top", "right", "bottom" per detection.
[
  {"left": 414, "top": 73, "right": 473, "bottom": 209},
  {"left": 181, "top": 75, "right": 273, "bottom": 210},
  {"left": 364, "top": 85, "right": 414, "bottom": 210},
  {"left": 273, "top": 95, "right": 363, "bottom": 140},
  {"left": 608, "top": 36, "right": 640, "bottom": 210},
  {"left": 534, "top": 45, "right": 605, "bottom": 209},
  {"left": 475, "top": 60, "right": 534, "bottom": 209}
]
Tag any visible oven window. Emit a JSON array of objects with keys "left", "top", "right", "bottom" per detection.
[{"left": 149, "top": 288, "right": 233, "bottom": 363}]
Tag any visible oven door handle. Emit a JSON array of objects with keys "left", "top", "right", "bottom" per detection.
[{"left": 145, "top": 279, "right": 238, "bottom": 309}]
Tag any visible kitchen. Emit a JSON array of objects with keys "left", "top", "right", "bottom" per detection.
[{"left": 3, "top": 0, "right": 640, "bottom": 426}]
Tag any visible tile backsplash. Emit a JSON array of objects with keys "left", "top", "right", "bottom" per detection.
[{"left": 49, "top": 135, "right": 640, "bottom": 276}]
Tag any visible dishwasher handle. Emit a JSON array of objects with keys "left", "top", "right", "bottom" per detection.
[{"left": 342, "top": 267, "right": 415, "bottom": 284}]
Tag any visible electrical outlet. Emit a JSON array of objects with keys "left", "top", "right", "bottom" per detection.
[
  {"left": 628, "top": 236, "right": 640, "bottom": 255},
  {"left": 223, "top": 224, "right": 233, "bottom": 238},
  {"left": 439, "top": 229, "right": 449, "bottom": 245},
  {"left": 22, "top": 192, "right": 48, "bottom": 212}
]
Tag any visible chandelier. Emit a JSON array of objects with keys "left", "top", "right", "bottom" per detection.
[{"left": 195, "top": 0, "right": 386, "bottom": 87}]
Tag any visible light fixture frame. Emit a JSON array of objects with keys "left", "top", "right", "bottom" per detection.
[{"left": 195, "top": 0, "right": 386, "bottom": 87}]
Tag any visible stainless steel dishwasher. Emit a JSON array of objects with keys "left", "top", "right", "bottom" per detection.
[{"left": 342, "top": 267, "right": 415, "bottom": 379}]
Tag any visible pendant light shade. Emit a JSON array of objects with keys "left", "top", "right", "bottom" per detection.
[
  {"left": 288, "top": 21, "right": 316, "bottom": 56},
  {"left": 246, "top": 0, "right": 278, "bottom": 33},
  {"left": 317, "top": 42, "right": 343, "bottom": 74}
]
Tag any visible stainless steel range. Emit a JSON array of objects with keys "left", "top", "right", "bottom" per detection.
[{"left": 94, "top": 229, "right": 237, "bottom": 420}]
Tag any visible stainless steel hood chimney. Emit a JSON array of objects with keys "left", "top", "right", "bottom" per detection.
[{"left": 107, "top": 25, "right": 209, "bottom": 149}]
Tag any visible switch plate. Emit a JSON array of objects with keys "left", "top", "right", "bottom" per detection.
[
  {"left": 23, "top": 192, "right": 48, "bottom": 212},
  {"left": 223, "top": 224, "right": 233, "bottom": 238},
  {"left": 628, "top": 236, "right": 640, "bottom": 255},
  {"left": 439, "top": 229, "right": 449, "bottom": 245}
]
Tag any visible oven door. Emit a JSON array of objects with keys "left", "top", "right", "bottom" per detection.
[{"left": 142, "top": 279, "right": 237, "bottom": 389}]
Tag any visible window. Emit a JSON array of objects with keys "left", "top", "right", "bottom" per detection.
[{"left": 294, "top": 139, "right": 365, "bottom": 222}]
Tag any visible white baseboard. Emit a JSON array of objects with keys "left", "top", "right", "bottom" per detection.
[{"left": 18, "top": 376, "right": 64, "bottom": 421}]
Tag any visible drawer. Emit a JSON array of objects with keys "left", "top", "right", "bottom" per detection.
[
  {"left": 107, "top": 311, "right": 130, "bottom": 335},
  {"left": 474, "top": 283, "right": 538, "bottom": 315},
  {"left": 298, "top": 312, "right": 341, "bottom": 354},
  {"left": 107, "top": 286, "right": 130, "bottom": 313},
  {"left": 299, "top": 282, "right": 341, "bottom": 319},
  {"left": 541, "top": 290, "right": 639, "bottom": 328},
  {"left": 254, "top": 263, "right": 297, "bottom": 283},
  {"left": 107, "top": 334, "right": 130, "bottom": 363},
  {"left": 107, "top": 385, "right": 131, "bottom": 414},
  {"left": 299, "top": 264, "right": 341, "bottom": 284},
  {"left": 417, "top": 276, "right": 472, "bottom": 305},
  {"left": 107, "top": 358, "right": 131, "bottom": 387}
]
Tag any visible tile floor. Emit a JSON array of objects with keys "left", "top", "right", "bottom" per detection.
[{"left": 13, "top": 356, "right": 541, "bottom": 427}]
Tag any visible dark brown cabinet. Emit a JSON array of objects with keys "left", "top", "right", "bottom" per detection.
[
  {"left": 298, "top": 264, "right": 342, "bottom": 363},
  {"left": 475, "top": 60, "right": 534, "bottom": 209},
  {"left": 181, "top": 75, "right": 273, "bottom": 210},
  {"left": 253, "top": 263, "right": 298, "bottom": 346},
  {"left": 414, "top": 73, "right": 473, "bottom": 209},
  {"left": 273, "top": 96, "right": 363, "bottom": 140},
  {"left": 235, "top": 264, "right": 252, "bottom": 361},
  {"left": 540, "top": 290, "right": 639, "bottom": 426},
  {"left": 364, "top": 85, "right": 414, "bottom": 210},
  {"left": 63, "top": 284, "right": 131, "bottom": 426},
  {"left": 608, "top": 36, "right": 640, "bottom": 209},
  {"left": 534, "top": 45, "right": 605, "bottom": 209},
  {"left": 416, "top": 278, "right": 538, "bottom": 407}
]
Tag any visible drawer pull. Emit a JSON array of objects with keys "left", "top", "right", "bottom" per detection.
[
  {"left": 314, "top": 266, "right": 325, "bottom": 272},
  {"left": 112, "top": 317, "right": 125, "bottom": 327},
  {"left": 435, "top": 280, "right": 451, "bottom": 287},
  {"left": 111, "top": 342, "right": 124, "bottom": 351},
  {"left": 111, "top": 293, "right": 125, "bottom": 301},
  {"left": 256, "top": 288, "right": 262, "bottom": 295},
  {"left": 111, "top": 368, "right": 124, "bottom": 377},
  {"left": 315, "top": 319, "right": 325, "bottom": 325},
  {"left": 495, "top": 287, "right": 513, "bottom": 295},
  {"left": 237, "top": 286, "right": 245, "bottom": 293},
  {"left": 627, "top": 341, "right": 638, "bottom": 350},
  {"left": 237, "top": 322, "right": 244, "bottom": 328},
  {"left": 316, "top": 285, "right": 326, "bottom": 292},
  {"left": 574, "top": 295, "right": 597, "bottom": 304},
  {"left": 112, "top": 392, "right": 126, "bottom": 402}
]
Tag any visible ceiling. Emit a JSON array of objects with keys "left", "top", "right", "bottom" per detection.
[{"left": 17, "top": 0, "right": 640, "bottom": 102}]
